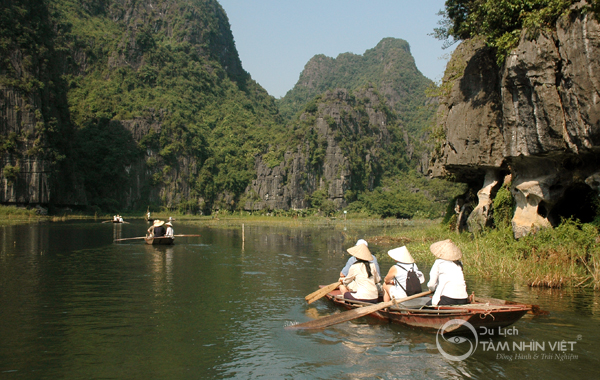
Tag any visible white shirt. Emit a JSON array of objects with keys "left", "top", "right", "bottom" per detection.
[
  {"left": 389, "top": 263, "right": 425, "bottom": 299},
  {"left": 165, "top": 226, "right": 174, "bottom": 238},
  {"left": 427, "top": 259, "right": 468, "bottom": 306},
  {"left": 343, "top": 261, "right": 381, "bottom": 300}
]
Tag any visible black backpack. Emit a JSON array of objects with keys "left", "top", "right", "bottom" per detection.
[{"left": 395, "top": 264, "right": 421, "bottom": 296}]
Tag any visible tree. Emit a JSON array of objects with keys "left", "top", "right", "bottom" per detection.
[{"left": 433, "top": 0, "right": 577, "bottom": 63}]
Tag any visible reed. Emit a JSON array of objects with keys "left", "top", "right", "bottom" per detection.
[
  {"left": 379, "top": 219, "right": 600, "bottom": 289},
  {"left": 0, "top": 205, "right": 38, "bottom": 216}
]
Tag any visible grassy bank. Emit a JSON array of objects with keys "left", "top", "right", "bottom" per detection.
[
  {"left": 370, "top": 219, "right": 600, "bottom": 290},
  {"left": 174, "top": 214, "right": 600, "bottom": 289}
]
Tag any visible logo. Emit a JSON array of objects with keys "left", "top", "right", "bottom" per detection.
[{"left": 436, "top": 319, "right": 478, "bottom": 361}]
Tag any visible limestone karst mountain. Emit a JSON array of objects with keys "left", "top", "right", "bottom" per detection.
[
  {"left": 430, "top": 2, "right": 600, "bottom": 237},
  {"left": 0, "top": 0, "right": 460, "bottom": 216}
]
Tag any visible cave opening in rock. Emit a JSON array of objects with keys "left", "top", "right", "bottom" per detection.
[{"left": 549, "top": 183, "right": 599, "bottom": 225}]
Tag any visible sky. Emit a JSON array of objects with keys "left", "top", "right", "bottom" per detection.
[{"left": 218, "top": 0, "right": 455, "bottom": 98}]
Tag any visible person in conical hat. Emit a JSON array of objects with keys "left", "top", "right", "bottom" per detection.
[
  {"left": 340, "top": 239, "right": 380, "bottom": 279},
  {"left": 382, "top": 246, "right": 425, "bottom": 302},
  {"left": 147, "top": 219, "right": 166, "bottom": 237},
  {"left": 338, "top": 243, "right": 381, "bottom": 303},
  {"left": 165, "top": 221, "right": 174, "bottom": 238},
  {"left": 426, "top": 239, "right": 469, "bottom": 306}
]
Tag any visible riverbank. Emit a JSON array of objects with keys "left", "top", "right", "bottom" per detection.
[
  {"left": 364, "top": 219, "right": 600, "bottom": 290},
  {"left": 173, "top": 214, "right": 599, "bottom": 289},
  {"left": 1, "top": 207, "right": 598, "bottom": 289},
  {"left": 175, "top": 215, "right": 599, "bottom": 290}
]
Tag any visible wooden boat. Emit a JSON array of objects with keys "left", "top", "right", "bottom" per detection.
[
  {"left": 144, "top": 236, "right": 174, "bottom": 245},
  {"left": 323, "top": 288, "right": 532, "bottom": 333}
]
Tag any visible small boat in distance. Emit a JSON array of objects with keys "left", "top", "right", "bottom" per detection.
[
  {"left": 322, "top": 288, "right": 533, "bottom": 333},
  {"left": 145, "top": 236, "right": 174, "bottom": 245}
]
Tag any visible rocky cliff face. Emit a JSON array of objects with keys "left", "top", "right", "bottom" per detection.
[
  {"left": 0, "top": 0, "right": 85, "bottom": 207},
  {"left": 278, "top": 38, "right": 434, "bottom": 171},
  {"left": 244, "top": 88, "right": 395, "bottom": 212},
  {"left": 430, "top": 4, "right": 600, "bottom": 237},
  {"left": 0, "top": 0, "right": 266, "bottom": 212}
]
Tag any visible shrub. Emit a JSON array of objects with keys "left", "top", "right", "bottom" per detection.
[{"left": 492, "top": 183, "right": 515, "bottom": 228}]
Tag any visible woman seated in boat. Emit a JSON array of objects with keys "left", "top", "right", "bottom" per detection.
[
  {"left": 339, "top": 239, "right": 380, "bottom": 280},
  {"left": 382, "top": 246, "right": 424, "bottom": 302},
  {"left": 338, "top": 244, "right": 381, "bottom": 304},
  {"left": 165, "top": 222, "right": 174, "bottom": 238},
  {"left": 147, "top": 220, "right": 166, "bottom": 237},
  {"left": 426, "top": 239, "right": 469, "bottom": 306}
]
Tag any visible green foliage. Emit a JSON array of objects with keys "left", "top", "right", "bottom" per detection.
[
  {"left": 492, "top": 183, "right": 515, "bottom": 228},
  {"left": 349, "top": 173, "right": 467, "bottom": 219},
  {"left": 307, "top": 188, "right": 337, "bottom": 216},
  {"left": 308, "top": 188, "right": 328, "bottom": 209},
  {"left": 262, "top": 148, "right": 285, "bottom": 169},
  {"left": 1, "top": 0, "right": 289, "bottom": 212},
  {"left": 507, "top": 219, "right": 600, "bottom": 287},
  {"left": 435, "top": 0, "right": 577, "bottom": 64},
  {"left": 405, "top": 218, "right": 600, "bottom": 288},
  {"left": 1, "top": 0, "right": 468, "bottom": 217},
  {"left": 3, "top": 164, "right": 20, "bottom": 184},
  {"left": 0, "top": 205, "right": 38, "bottom": 216},
  {"left": 0, "top": 132, "right": 20, "bottom": 154},
  {"left": 277, "top": 38, "right": 435, "bottom": 170},
  {"left": 74, "top": 119, "right": 142, "bottom": 211}
]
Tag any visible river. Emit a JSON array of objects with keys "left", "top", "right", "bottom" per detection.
[{"left": 0, "top": 219, "right": 598, "bottom": 379}]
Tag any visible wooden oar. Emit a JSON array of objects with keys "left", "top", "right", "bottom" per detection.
[
  {"left": 474, "top": 295, "right": 549, "bottom": 316},
  {"left": 286, "top": 290, "right": 432, "bottom": 330},
  {"left": 114, "top": 236, "right": 147, "bottom": 242},
  {"left": 114, "top": 234, "right": 200, "bottom": 242},
  {"left": 305, "top": 282, "right": 340, "bottom": 304}
]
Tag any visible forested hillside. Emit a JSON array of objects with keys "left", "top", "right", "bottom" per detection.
[
  {"left": 278, "top": 38, "right": 436, "bottom": 171},
  {"left": 1, "top": 0, "right": 285, "bottom": 213},
  {"left": 1, "top": 0, "right": 463, "bottom": 216}
]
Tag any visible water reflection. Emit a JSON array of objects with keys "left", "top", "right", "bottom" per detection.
[{"left": 0, "top": 220, "right": 599, "bottom": 379}]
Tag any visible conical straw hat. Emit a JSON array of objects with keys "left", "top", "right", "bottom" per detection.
[
  {"left": 387, "top": 246, "right": 414, "bottom": 263},
  {"left": 347, "top": 244, "right": 373, "bottom": 261},
  {"left": 153, "top": 219, "right": 165, "bottom": 227},
  {"left": 430, "top": 239, "right": 462, "bottom": 261}
]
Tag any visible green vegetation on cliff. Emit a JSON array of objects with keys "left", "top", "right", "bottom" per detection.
[
  {"left": 1, "top": 0, "right": 463, "bottom": 218},
  {"left": 433, "top": 0, "right": 588, "bottom": 63},
  {"left": 59, "top": 0, "right": 286, "bottom": 211},
  {"left": 2, "top": 0, "right": 287, "bottom": 212},
  {"left": 278, "top": 38, "right": 435, "bottom": 168}
]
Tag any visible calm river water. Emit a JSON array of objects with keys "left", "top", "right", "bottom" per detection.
[{"left": 0, "top": 219, "right": 598, "bottom": 379}]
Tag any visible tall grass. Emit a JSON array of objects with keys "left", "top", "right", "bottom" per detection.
[
  {"left": 380, "top": 219, "right": 600, "bottom": 289},
  {"left": 0, "top": 205, "right": 38, "bottom": 216}
]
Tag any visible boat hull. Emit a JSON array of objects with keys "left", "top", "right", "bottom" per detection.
[
  {"left": 145, "top": 237, "right": 174, "bottom": 245},
  {"left": 324, "top": 290, "right": 530, "bottom": 333}
]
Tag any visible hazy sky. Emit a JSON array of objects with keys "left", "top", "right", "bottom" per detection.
[{"left": 218, "top": 0, "right": 454, "bottom": 98}]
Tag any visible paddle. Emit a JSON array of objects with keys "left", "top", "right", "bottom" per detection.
[
  {"left": 305, "top": 282, "right": 340, "bottom": 304},
  {"left": 474, "top": 295, "right": 549, "bottom": 316},
  {"left": 114, "top": 234, "right": 200, "bottom": 242},
  {"left": 114, "top": 236, "right": 147, "bottom": 242},
  {"left": 286, "top": 290, "right": 432, "bottom": 330}
]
